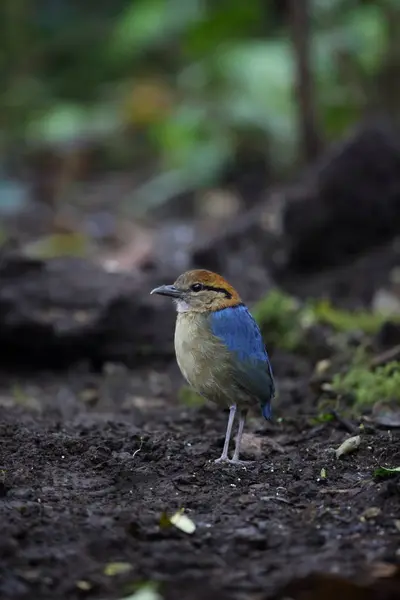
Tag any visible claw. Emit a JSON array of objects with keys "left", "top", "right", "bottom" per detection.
[
  {"left": 227, "top": 458, "right": 254, "bottom": 466},
  {"left": 213, "top": 456, "right": 254, "bottom": 466},
  {"left": 214, "top": 455, "right": 230, "bottom": 464}
]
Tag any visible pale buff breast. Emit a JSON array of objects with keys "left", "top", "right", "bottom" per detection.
[{"left": 174, "top": 312, "right": 232, "bottom": 406}]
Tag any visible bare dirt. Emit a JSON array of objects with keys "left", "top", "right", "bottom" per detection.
[{"left": 0, "top": 362, "right": 399, "bottom": 600}]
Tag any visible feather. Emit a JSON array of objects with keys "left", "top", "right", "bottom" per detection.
[{"left": 209, "top": 305, "right": 275, "bottom": 418}]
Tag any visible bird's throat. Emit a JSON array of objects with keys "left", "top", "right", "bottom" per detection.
[{"left": 174, "top": 299, "right": 191, "bottom": 313}]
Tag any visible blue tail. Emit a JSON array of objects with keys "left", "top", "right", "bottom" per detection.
[{"left": 261, "top": 402, "right": 272, "bottom": 420}]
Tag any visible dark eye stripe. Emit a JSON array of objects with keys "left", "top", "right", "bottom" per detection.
[
  {"left": 190, "top": 282, "right": 232, "bottom": 299},
  {"left": 203, "top": 285, "right": 232, "bottom": 299}
]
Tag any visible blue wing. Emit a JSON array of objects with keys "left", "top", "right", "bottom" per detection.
[{"left": 210, "top": 305, "right": 275, "bottom": 418}]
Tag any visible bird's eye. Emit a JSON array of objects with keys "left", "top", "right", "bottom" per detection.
[{"left": 191, "top": 283, "right": 203, "bottom": 292}]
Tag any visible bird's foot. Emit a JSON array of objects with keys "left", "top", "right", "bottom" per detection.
[
  {"left": 214, "top": 455, "right": 230, "bottom": 464},
  {"left": 214, "top": 455, "right": 254, "bottom": 466},
  {"left": 228, "top": 458, "right": 254, "bottom": 466}
]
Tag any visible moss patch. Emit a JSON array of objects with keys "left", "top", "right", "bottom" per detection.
[
  {"left": 331, "top": 360, "right": 400, "bottom": 408},
  {"left": 307, "top": 298, "right": 400, "bottom": 334},
  {"left": 252, "top": 290, "right": 305, "bottom": 351},
  {"left": 253, "top": 289, "right": 400, "bottom": 351}
]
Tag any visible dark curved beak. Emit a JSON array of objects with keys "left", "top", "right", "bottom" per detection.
[{"left": 150, "top": 284, "right": 182, "bottom": 298}]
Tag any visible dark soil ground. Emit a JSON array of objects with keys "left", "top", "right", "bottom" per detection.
[{"left": 0, "top": 358, "right": 399, "bottom": 600}]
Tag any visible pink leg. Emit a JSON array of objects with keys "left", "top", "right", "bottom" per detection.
[
  {"left": 229, "top": 410, "right": 253, "bottom": 465},
  {"left": 214, "top": 405, "right": 236, "bottom": 463}
]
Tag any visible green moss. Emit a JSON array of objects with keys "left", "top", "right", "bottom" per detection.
[
  {"left": 331, "top": 360, "right": 400, "bottom": 407},
  {"left": 178, "top": 385, "right": 205, "bottom": 407},
  {"left": 253, "top": 289, "right": 399, "bottom": 352},
  {"left": 252, "top": 289, "right": 304, "bottom": 351},
  {"left": 306, "top": 298, "right": 400, "bottom": 334},
  {"left": 310, "top": 411, "right": 335, "bottom": 425}
]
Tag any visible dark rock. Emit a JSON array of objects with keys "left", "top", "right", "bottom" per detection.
[
  {"left": 282, "top": 121, "right": 400, "bottom": 272},
  {"left": 0, "top": 254, "right": 176, "bottom": 369}
]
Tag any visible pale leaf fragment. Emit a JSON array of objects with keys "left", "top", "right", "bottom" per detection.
[
  {"left": 335, "top": 435, "right": 361, "bottom": 459},
  {"left": 170, "top": 509, "right": 196, "bottom": 534},
  {"left": 362, "top": 506, "right": 381, "bottom": 520},
  {"left": 121, "top": 583, "right": 162, "bottom": 600},
  {"left": 76, "top": 580, "right": 92, "bottom": 591}
]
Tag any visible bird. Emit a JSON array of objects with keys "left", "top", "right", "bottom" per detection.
[{"left": 150, "top": 269, "right": 275, "bottom": 464}]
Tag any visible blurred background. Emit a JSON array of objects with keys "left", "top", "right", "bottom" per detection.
[
  {"left": 1, "top": 0, "right": 399, "bottom": 247},
  {"left": 1, "top": 0, "right": 400, "bottom": 369}
]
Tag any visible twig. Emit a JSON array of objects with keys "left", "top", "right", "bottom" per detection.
[
  {"left": 330, "top": 409, "right": 356, "bottom": 434},
  {"left": 370, "top": 345, "right": 400, "bottom": 368},
  {"left": 261, "top": 495, "right": 292, "bottom": 505},
  {"left": 132, "top": 436, "right": 144, "bottom": 459}
]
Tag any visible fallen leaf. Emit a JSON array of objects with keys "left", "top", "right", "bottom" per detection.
[
  {"left": 170, "top": 509, "right": 196, "bottom": 534},
  {"left": 335, "top": 435, "right": 361, "bottom": 459},
  {"left": 369, "top": 561, "right": 398, "bottom": 578},
  {"left": 121, "top": 582, "right": 162, "bottom": 600},
  {"left": 76, "top": 580, "right": 92, "bottom": 591},
  {"left": 104, "top": 562, "right": 132, "bottom": 576},
  {"left": 362, "top": 507, "right": 381, "bottom": 520},
  {"left": 320, "top": 468, "right": 327, "bottom": 479},
  {"left": 159, "top": 509, "right": 196, "bottom": 534},
  {"left": 315, "top": 359, "right": 331, "bottom": 375},
  {"left": 374, "top": 466, "right": 400, "bottom": 478}
]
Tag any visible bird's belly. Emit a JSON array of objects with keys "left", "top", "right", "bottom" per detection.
[{"left": 174, "top": 318, "right": 231, "bottom": 406}]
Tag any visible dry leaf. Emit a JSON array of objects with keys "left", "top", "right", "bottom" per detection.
[
  {"left": 362, "top": 507, "right": 381, "bottom": 520},
  {"left": 121, "top": 583, "right": 162, "bottom": 600},
  {"left": 369, "top": 562, "right": 398, "bottom": 578},
  {"left": 170, "top": 509, "right": 196, "bottom": 534},
  {"left": 335, "top": 435, "right": 361, "bottom": 459},
  {"left": 315, "top": 360, "right": 331, "bottom": 375},
  {"left": 76, "top": 580, "right": 92, "bottom": 591}
]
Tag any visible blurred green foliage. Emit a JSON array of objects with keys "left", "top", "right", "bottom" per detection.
[
  {"left": 253, "top": 289, "right": 305, "bottom": 351},
  {"left": 253, "top": 289, "right": 400, "bottom": 351},
  {"left": 331, "top": 360, "right": 400, "bottom": 407},
  {"left": 306, "top": 298, "right": 400, "bottom": 334},
  {"left": 1, "top": 0, "right": 399, "bottom": 209}
]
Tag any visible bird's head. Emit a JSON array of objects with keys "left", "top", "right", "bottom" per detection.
[{"left": 150, "top": 269, "right": 241, "bottom": 313}]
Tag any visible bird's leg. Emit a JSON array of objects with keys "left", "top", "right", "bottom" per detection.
[
  {"left": 229, "top": 409, "right": 252, "bottom": 465},
  {"left": 214, "top": 404, "right": 236, "bottom": 463}
]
